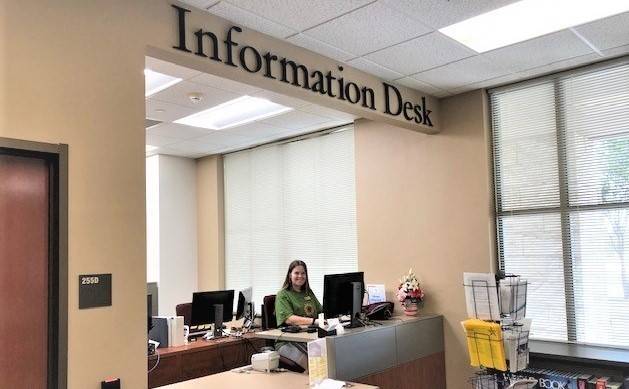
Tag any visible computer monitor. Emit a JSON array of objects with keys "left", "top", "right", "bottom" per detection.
[
  {"left": 147, "top": 294, "right": 153, "bottom": 333},
  {"left": 323, "top": 272, "right": 365, "bottom": 328},
  {"left": 235, "top": 287, "right": 252, "bottom": 320},
  {"left": 191, "top": 290, "right": 234, "bottom": 337},
  {"left": 147, "top": 282, "right": 158, "bottom": 316}
]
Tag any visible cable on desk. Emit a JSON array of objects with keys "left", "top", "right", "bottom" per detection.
[{"left": 148, "top": 351, "right": 160, "bottom": 374}]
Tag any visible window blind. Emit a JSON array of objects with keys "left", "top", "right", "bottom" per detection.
[
  {"left": 223, "top": 127, "right": 358, "bottom": 308},
  {"left": 490, "top": 59, "right": 629, "bottom": 347}
]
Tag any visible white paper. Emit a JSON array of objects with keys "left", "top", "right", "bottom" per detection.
[
  {"left": 308, "top": 338, "right": 329, "bottom": 386},
  {"left": 315, "top": 378, "right": 346, "bottom": 389},
  {"left": 169, "top": 316, "right": 185, "bottom": 347},
  {"left": 464, "top": 273, "right": 501, "bottom": 321},
  {"left": 503, "top": 319, "right": 531, "bottom": 373},
  {"left": 326, "top": 318, "right": 345, "bottom": 334},
  {"left": 366, "top": 284, "right": 386, "bottom": 304},
  {"left": 499, "top": 277, "right": 527, "bottom": 321}
]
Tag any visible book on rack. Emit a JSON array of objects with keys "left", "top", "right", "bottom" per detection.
[
  {"left": 462, "top": 319, "right": 507, "bottom": 371},
  {"left": 577, "top": 374, "right": 593, "bottom": 389}
]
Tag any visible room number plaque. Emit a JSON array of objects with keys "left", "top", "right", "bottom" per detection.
[{"left": 78, "top": 274, "right": 112, "bottom": 309}]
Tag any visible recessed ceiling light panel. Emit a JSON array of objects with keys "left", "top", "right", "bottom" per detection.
[
  {"left": 145, "top": 69, "right": 182, "bottom": 97},
  {"left": 439, "top": 0, "right": 629, "bottom": 53},
  {"left": 174, "top": 96, "right": 293, "bottom": 130}
]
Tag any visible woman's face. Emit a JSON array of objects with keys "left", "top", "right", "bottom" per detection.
[{"left": 290, "top": 265, "right": 307, "bottom": 290}]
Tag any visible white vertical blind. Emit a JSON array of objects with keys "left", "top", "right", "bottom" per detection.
[
  {"left": 223, "top": 128, "right": 358, "bottom": 307},
  {"left": 491, "top": 60, "right": 629, "bottom": 347}
]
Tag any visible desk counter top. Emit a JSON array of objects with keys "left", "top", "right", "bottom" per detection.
[
  {"left": 255, "top": 314, "right": 441, "bottom": 342},
  {"left": 158, "top": 370, "right": 378, "bottom": 389},
  {"left": 149, "top": 332, "right": 260, "bottom": 359}
]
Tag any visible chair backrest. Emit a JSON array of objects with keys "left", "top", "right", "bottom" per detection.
[
  {"left": 262, "top": 294, "right": 277, "bottom": 329},
  {"left": 176, "top": 302, "right": 192, "bottom": 327}
]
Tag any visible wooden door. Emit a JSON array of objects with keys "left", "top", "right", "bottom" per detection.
[{"left": 0, "top": 154, "right": 50, "bottom": 388}]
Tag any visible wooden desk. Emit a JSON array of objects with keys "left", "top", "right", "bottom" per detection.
[
  {"left": 148, "top": 333, "right": 266, "bottom": 388},
  {"left": 158, "top": 370, "right": 378, "bottom": 389}
]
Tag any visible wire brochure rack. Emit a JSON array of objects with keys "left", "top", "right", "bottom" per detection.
[{"left": 463, "top": 272, "right": 534, "bottom": 389}]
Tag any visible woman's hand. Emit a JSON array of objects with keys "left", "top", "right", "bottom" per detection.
[{"left": 284, "top": 315, "right": 316, "bottom": 326}]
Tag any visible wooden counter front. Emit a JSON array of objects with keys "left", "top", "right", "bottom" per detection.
[{"left": 148, "top": 333, "right": 266, "bottom": 388}]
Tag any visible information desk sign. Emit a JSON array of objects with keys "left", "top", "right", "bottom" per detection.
[{"left": 79, "top": 274, "right": 112, "bottom": 309}]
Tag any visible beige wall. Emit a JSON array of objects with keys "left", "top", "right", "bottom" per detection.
[
  {"left": 1, "top": 2, "right": 150, "bottom": 388},
  {"left": 355, "top": 90, "right": 495, "bottom": 389},
  {"left": 196, "top": 155, "right": 225, "bottom": 291},
  {"left": 0, "top": 0, "right": 488, "bottom": 387}
]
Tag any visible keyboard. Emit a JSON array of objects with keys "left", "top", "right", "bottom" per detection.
[{"left": 280, "top": 325, "right": 302, "bottom": 333}]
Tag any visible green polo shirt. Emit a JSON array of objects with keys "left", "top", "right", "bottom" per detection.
[{"left": 275, "top": 288, "right": 322, "bottom": 327}]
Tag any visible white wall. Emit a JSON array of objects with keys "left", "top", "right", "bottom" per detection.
[{"left": 156, "top": 155, "right": 198, "bottom": 316}]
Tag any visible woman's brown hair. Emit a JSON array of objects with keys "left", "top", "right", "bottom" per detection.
[{"left": 282, "top": 260, "right": 312, "bottom": 292}]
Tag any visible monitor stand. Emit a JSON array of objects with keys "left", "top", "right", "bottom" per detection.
[
  {"left": 349, "top": 281, "right": 364, "bottom": 328},
  {"left": 243, "top": 302, "right": 258, "bottom": 330},
  {"left": 213, "top": 303, "right": 224, "bottom": 338}
]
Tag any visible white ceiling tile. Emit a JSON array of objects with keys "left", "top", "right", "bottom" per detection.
[
  {"left": 432, "top": 89, "right": 452, "bottom": 98},
  {"left": 516, "top": 52, "right": 602, "bottom": 81},
  {"left": 162, "top": 140, "right": 226, "bottom": 156},
  {"left": 145, "top": 99, "right": 197, "bottom": 122},
  {"left": 411, "top": 55, "right": 513, "bottom": 90},
  {"left": 393, "top": 77, "right": 447, "bottom": 97},
  {"left": 145, "top": 56, "right": 201, "bottom": 81},
  {"left": 297, "top": 104, "right": 359, "bottom": 122},
  {"left": 574, "top": 12, "right": 629, "bottom": 51},
  {"left": 146, "top": 134, "right": 180, "bottom": 148},
  {"left": 179, "top": 0, "right": 220, "bottom": 10},
  {"left": 482, "top": 30, "right": 593, "bottom": 73},
  {"left": 149, "top": 80, "right": 240, "bottom": 110},
  {"left": 260, "top": 110, "right": 331, "bottom": 130},
  {"left": 602, "top": 43, "right": 629, "bottom": 58},
  {"left": 449, "top": 73, "right": 524, "bottom": 95},
  {"left": 219, "top": 121, "right": 289, "bottom": 138},
  {"left": 223, "top": 0, "right": 372, "bottom": 31},
  {"left": 381, "top": 0, "right": 520, "bottom": 29},
  {"left": 206, "top": 2, "right": 296, "bottom": 39},
  {"left": 251, "top": 90, "right": 310, "bottom": 108},
  {"left": 146, "top": 123, "right": 211, "bottom": 140},
  {"left": 293, "top": 119, "right": 351, "bottom": 133},
  {"left": 304, "top": 2, "right": 432, "bottom": 56},
  {"left": 189, "top": 73, "right": 262, "bottom": 95},
  {"left": 347, "top": 57, "right": 404, "bottom": 81},
  {"left": 287, "top": 34, "right": 356, "bottom": 62},
  {"left": 190, "top": 132, "right": 251, "bottom": 146},
  {"left": 365, "top": 32, "right": 475, "bottom": 75}
]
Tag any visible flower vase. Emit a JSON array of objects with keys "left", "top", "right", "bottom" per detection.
[{"left": 403, "top": 299, "right": 420, "bottom": 316}]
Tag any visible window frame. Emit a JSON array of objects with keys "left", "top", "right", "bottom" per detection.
[{"left": 490, "top": 56, "right": 629, "bottom": 345}]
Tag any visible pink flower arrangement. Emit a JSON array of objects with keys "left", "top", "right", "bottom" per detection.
[{"left": 397, "top": 268, "right": 425, "bottom": 303}]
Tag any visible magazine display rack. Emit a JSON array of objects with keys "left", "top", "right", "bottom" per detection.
[{"left": 463, "top": 272, "right": 534, "bottom": 389}]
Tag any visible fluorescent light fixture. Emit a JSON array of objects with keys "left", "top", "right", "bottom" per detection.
[
  {"left": 439, "top": 0, "right": 629, "bottom": 53},
  {"left": 174, "top": 96, "right": 292, "bottom": 130},
  {"left": 144, "top": 69, "right": 182, "bottom": 97}
]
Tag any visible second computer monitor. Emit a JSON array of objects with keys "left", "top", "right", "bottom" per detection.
[
  {"left": 191, "top": 290, "right": 235, "bottom": 327},
  {"left": 323, "top": 271, "right": 365, "bottom": 319},
  {"left": 235, "top": 287, "right": 252, "bottom": 320}
]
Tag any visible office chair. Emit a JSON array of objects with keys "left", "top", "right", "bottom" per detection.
[
  {"left": 262, "top": 294, "right": 277, "bottom": 329},
  {"left": 261, "top": 294, "right": 304, "bottom": 373},
  {"left": 175, "top": 302, "right": 192, "bottom": 327}
]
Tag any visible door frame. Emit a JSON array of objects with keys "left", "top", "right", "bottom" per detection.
[{"left": 0, "top": 137, "right": 68, "bottom": 389}]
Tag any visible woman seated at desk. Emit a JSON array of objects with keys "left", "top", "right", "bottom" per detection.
[{"left": 275, "top": 259, "right": 322, "bottom": 370}]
